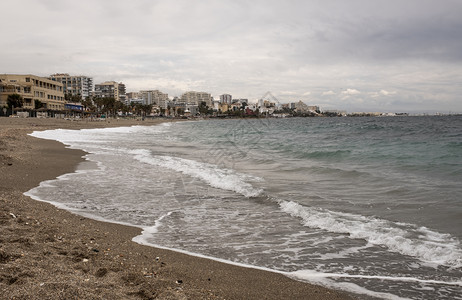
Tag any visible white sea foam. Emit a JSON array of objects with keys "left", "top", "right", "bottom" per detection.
[
  {"left": 29, "top": 125, "right": 168, "bottom": 146},
  {"left": 279, "top": 200, "right": 462, "bottom": 268},
  {"left": 132, "top": 212, "right": 173, "bottom": 244},
  {"left": 130, "top": 149, "right": 263, "bottom": 198},
  {"left": 291, "top": 269, "right": 462, "bottom": 287},
  {"left": 289, "top": 270, "right": 414, "bottom": 300},
  {"left": 132, "top": 226, "right": 418, "bottom": 300}
]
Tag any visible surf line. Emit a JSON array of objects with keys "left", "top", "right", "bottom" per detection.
[{"left": 290, "top": 271, "right": 462, "bottom": 287}]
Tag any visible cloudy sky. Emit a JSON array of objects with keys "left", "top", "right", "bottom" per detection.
[{"left": 2, "top": 0, "right": 462, "bottom": 113}]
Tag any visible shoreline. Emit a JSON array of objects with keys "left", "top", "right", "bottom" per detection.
[{"left": 1, "top": 117, "right": 354, "bottom": 299}]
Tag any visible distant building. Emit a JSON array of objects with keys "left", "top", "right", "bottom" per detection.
[
  {"left": 294, "top": 101, "right": 309, "bottom": 112},
  {"left": 219, "top": 102, "right": 230, "bottom": 113},
  {"left": 307, "top": 105, "right": 320, "bottom": 112},
  {"left": 0, "top": 74, "right": 65, "bottom": 110},
  {"left": 129, "top": 98, "right": 144, "bottom": 105},
  {"left": 126, "top": 92, "right": 140, "bottom": 100},
  {"left": 94, "top": 81, "right": 126, "bottom": 101},
  {"left": 220, "top": 94, "right": 232, "bottom": 104},
  {"left": 125, "top": 92, "right": 139, "bottom": 105},
  {"left": 49, "top": 73, "right": 93, "bottom": 100},
  {"left": 140, "top": 90, "right": 169, "bottom": 108},
  {"left": 180, "top": 91, "right": 212, "bottom": 106}
]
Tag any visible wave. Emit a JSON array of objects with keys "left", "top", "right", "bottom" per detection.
[
  {"left": 30, "top": 125, "right": 264, "bottom": 198},
  {"left": 279, "top": 200, "right": 462, "bottom": 268},
  {"left": 130, "top": 149, "right": 263, "bottom": 198}
]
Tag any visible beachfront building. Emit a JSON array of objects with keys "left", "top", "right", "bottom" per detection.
[
  {"left": 126, "top": 92, "right": 140, "bottom": 100},
  {"left": 180, "top": 91, "right": 213, "bottom": 107},
  {"left": 94, "top": 81, "right": 126, "bottom": 102},
  {"left": 258, "top": 98, "right": 276, "bottom": 114},
  {"left": 49, "top": 73, "right": 93, "bottom": 100},
  {"left": 220, "top": 94, "right": 232, "bottom": 104},
  {"left": 140, "top": 90, "right": 169, "bottom": 108},
  {"left": 292, "top": 101, "right": 319, "bottom": 113},
  {"left": 0, "top": 74, "right": 65, "bottom": 110},
  {"left": 307, "top": 105, "right": 320, "bottom": 112}
]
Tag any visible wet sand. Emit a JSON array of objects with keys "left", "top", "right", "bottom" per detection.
[{"left": 0, "top": 117, "right": 354, "bottom": 299}]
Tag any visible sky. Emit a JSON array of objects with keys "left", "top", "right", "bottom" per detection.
[{"left": 1, "top": 0, "right": 462, "bottom": 113}]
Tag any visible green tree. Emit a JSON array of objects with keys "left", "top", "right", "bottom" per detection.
[
  {"left": 142, "top": 104, "right": 153, "bottom": 116},
  {"left": 82, "top": 97, "right": 95, "bottom": 111},
  {"left": 133, "top": 103, "right": 141, "bottom": 116},
  {"left": 102, "top": 97, "right": 116, "bottom": 116},
  {"left": 93, "top": 97, "right": 105, "bottom": 112},
  {"left": 120, "top": 102, "right": 130, "bottom": 115},
  {"left": 34, "top": 100, "right": 45, "bottom": 109},
  {"left": 199, "top": 101, "right": 209, "bottom": 115},
  {"left": 7, "top": 94, "right": 23, "bottom": 109},
  {"left": 113, "top": 101, "right": 124, "bottom": 116}
]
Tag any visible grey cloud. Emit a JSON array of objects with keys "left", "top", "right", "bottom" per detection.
[{"left": 1, "top": 0, "right": 462, "bottom": 113}]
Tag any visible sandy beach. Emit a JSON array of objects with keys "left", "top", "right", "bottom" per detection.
[{"left": 0, "top": 117, "right": 353, "bottom": 299}]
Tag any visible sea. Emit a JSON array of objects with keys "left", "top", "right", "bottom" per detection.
[{"left": 26, "top": 116, "right": 462, "bottom": 299}]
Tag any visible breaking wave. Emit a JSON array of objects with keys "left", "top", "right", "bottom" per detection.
[
  {"left": 130, "top": 149, "right": 263, "bottom": 198},
  {"left": 279, "top": 200, "right": 462, "bottom": 268}
]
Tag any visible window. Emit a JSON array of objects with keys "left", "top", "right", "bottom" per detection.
[{"left": 25, "top": 77, "right": 30, "bottom": 82}]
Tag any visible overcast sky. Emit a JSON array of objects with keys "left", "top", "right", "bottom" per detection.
[{"left": 2, "top": 0, "right": 462, "bottom": 113}]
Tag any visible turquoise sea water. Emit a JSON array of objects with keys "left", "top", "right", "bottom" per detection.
[{"left": 27, "top": 116, "right": 462, "bottom": 299}]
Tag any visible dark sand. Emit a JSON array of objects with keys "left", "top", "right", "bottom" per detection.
[{"left": 0, "top": 117, "right": 354, "bottom": 299}]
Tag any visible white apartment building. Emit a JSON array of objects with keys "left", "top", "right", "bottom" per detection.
[{"left": 49, "top": 73, "right": 93, "bottom": 100}]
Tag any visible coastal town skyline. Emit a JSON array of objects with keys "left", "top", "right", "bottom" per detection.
[{"left": 1, "top": 0, "right": 462, "bottom": 114}]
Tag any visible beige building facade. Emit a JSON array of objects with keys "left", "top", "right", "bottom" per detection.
[
  {"left": 94, "top": 81, "right": 126, "bottom": 102},
  {"left": 0, "top": 74, "right": 65, "bottom": 110},
  {"left": 180, "top": 91, "right": 212, "bottom": 106},
  {"left": 140, "top": 90, "right": 169, "bottom": 108}
]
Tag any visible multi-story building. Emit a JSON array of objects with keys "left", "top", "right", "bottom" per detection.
[
  {"left": 49, "top": 73, "right": 93, "bottom": 100},
  {"left": 126, "top": 92, "right": 140, "bottom": 100},
  {"left": 140, "top": 90, "right": 169, "bottom": 108},
  {"left": 180, "top": 91, "right": 212, "bottom": 106},
  {"left": 307, "top": 105, "right": 320, "bottom": 112},
  {"left": 220, "top": 94, "right": 232, "bottom": 104},
  {"left": 94, "top": 81, "right": 126, "bottom": 101},
  {"left": 126, "top": 92, "right": 141, "bottom": 106},
  {"left": 0, "top": 74, "right": 65, "bottom": 110}
]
